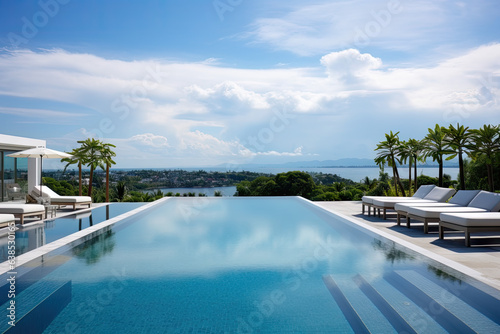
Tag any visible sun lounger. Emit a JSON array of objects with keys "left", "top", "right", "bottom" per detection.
[
  {"left": 0, "top": 214, "right": 15, "bottom": 228},
  {"left": 0, "top": 204, "right": 45, "bottom": 224},
  {"left": 32, "top": 186, "right": 92, "bottom": 210},
  {"left": 405, "top": 191, "right": 500, "bottom": 233},
  {"left": 370, "top": 186, "right": 456, "bottom": 220},
  {"left": 439, "top": 212, "right": 500, "bottom": 247},
  {"left": 394, "top": 190, "right": 480, "bottom": 226},
  {"left": 361, "top": 184, "right": 435, "bottom": 216}
]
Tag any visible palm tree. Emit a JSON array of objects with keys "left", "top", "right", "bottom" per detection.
[
  {"left": 78, "top": 138, "right": 104, "bottom": 197},
  {"left": 423, "top": 124, "right": 453, "bottom": 187},
  {"left": 374, "top": 131, "right": 406, "bottom": 196},
  {"left": 443, "top": 123, "right": 471, "bottom": 190},
  {"left": 61, "top": 146, "right": 88, "bottom": 196},
  {"left": 100, "top": 142, "right": 117, "bottom": 202},
  {"left": 115, "top": 181, "right": 127, "bottom": 202},
  {"left": 398, "top": 140, "right": 425, "bottom": 196},
  {"left": 409, "top": 139, "right": 426, "bottom": 192},
  {"left": 398, "top": 140, "right": 412, "bottom": 195},
  {"left": 468, "top": 124, "right": 500, "bottom": 192}
]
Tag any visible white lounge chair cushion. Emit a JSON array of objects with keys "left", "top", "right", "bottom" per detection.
[
  {"left": 395, "top": 202, "right": 461, "bottom": 212},
  {"left": 33, "top": 186, "right": 92, "bottom": 203},
  {"left": 467, "top": 191, "right": 500, "bottom": 211},
  {"left": 0, "top": 204, "right": 45, "bottom": 214},
  {"left": 447, "top": 190, "right": 481, "bottom": 206},
  {"left": 362, "top": 196, "right": 406, "bottom": 204},
  {"left": 421, "top": 187, "right": 456, "bottom": 201},
  {"left": 394, "top": 190, "right": 481, "bottom": 212},
  {"left": 0, "top": 214, "right": 15, "bottom": 224},
  {"left": 362, "top": 185, "right": 435, "bottom": 204},
  {"left": 440, "top": 212, "right": 500, "bottom": 227},
  {"left": 407, "top": 206, "right": 487, "bottom": 219},
  {"left": 50, "top": 196, "right": 92, "bottom": 204},
  {"left": 371, "top": 198, "right": 436, "bottom": 208},
  {"left": 370, "top": 186, "right": 455, "bottom": 209}
]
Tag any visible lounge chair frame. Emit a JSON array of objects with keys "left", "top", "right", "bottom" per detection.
[
  {"left": 51, "top": 201, "right": 91, "bottom": 210},
  {"left": 14, "top": 210, "right": 45, "bottom": 225},
  {"left": 439, "top": 221, "right": 500, "bottom": 247},
  {"left": 405, "top": 214, "right": 440, "bottom": 234}
]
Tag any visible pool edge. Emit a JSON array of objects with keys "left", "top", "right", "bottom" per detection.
[{"left": 0, "top": 198, "right": 171, "bottom": 276}]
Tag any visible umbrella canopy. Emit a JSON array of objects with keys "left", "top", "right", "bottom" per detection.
[
  {"left": 7, "top": 147, "right": 73, "bottom": 159},
  {"left": 7, "top": 147, "right": 73, "bottom": 196}
]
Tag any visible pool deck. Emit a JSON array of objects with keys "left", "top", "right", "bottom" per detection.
[{"left": 314, "top": 201, "right": 500, "bottom": 291}]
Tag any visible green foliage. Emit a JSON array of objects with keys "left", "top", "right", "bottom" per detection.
[
  {"left": 464, "top": 155, "right": 500, "bottom": 191},
  {"left": 236, "top": 171, "right": 315, "bottom": 198},
  {"left": 374, "top": 123, "right": 499, "bottom": 191},
  {"left": 237, "top": 171, "right": 382, "bottom": 201}
]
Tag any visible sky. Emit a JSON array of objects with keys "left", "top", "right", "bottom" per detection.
[{"left": 0, "top": 0, "right": 499, "bottom": 169}]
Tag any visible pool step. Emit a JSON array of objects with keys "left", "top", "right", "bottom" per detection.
[
  {"left": 324, "top": 274, "right": 417, "bottom": 333},
  {"left": 0, "top": 279, "right": 72, "bottom": 334},
  {"left": 323, "top": 271, "right": 493, "bottom": 333},
  {"left": 391, "top": 270, "right": 500, "bottom": 333}
]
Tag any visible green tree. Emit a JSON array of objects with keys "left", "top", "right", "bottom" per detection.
[
  {"left": 77, "top": 138, "right": 104, "bottom": 198},
  {"left": 399, "top": 139, "right": 424, "bottom": 195},
  {"left": 61, "top": 146, "right": 88, "bottom": 196},
  {"left": 468, "top": 124, "right": 500, "bottom": 192},
  {"left": 100, "top": 142, "right": 117, "bottom": 202},
  {"left": 374, "top": 131, "right": 406, "bottom": 196},
  {"left": 443, "top": 123, "right": 471, "bottom": 190},
  {"left": 423, "top": 124, "right": 453, "bottom": 187},
  {"left": 115, "top": 181, "right": 127, "bottom": 202},
  {"left": 274, "top": 171, "right": 315, "bottom": 198}
]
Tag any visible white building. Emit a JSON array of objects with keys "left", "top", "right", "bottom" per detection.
[{"left": 0, "top": 134, "right": 46, "bottom": 202}]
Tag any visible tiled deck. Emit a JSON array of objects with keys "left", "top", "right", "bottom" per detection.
[{"left": 314, "top": 201, "right": 500, "bottom": 291}]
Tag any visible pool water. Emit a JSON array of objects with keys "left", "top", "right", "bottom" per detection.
[
  {"left": 1, "top": 197, "right": 500, "bottom": 333},
  {"left": 0, "top": 203, "right": 144, "bottom": 262}
]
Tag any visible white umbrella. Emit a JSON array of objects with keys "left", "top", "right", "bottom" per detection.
[{"left": 7, "top": 147, "right": 73, "bottom": 196}]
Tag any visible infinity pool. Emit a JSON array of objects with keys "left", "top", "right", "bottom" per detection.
[
  {"left": 1, "top": 197, "right": 500, "bottom": 333},
  {"left": 0, "top": 203, "right": 144, "bottom": 262}
]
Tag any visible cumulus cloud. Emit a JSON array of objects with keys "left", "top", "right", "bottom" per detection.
[
  {"left": 321, "top": 49, "right": 382, "bottom": 82},
  {"left": 130, "top": 133, "right": 169, "bottom": 148},
  {"left": 186, "top": 81, "right": 270, "bottom": 111}
]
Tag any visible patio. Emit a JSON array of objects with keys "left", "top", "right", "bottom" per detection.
[{"left": 315, "top": 201, "right": 500, "bottom": 291}]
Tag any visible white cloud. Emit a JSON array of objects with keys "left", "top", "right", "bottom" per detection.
[
  {"left": 130, "top": 133, "right": 169, "bottom": 148},
  {"left": 321, "top": 49, "right": 382, "bottom": 82},
  {"left": 0, "top": 106, "right": 87, "bottom": 120},
  {"left": 245, "top": 0, "right": 452, "bottom": 56},
  {"left": 1, "top": 45, "right": 499, "bottom": 167}
]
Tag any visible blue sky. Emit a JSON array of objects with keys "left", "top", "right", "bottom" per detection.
[{"left": 0, "top": 0, "right": 499, "bottom": 168}]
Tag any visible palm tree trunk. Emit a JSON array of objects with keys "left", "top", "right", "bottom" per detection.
[
  {"left": 408, "top": 157, "right": 412, "bottom": 196},
  {"left": 106, "top": 164, "right": 110, "bottom": 202},
  {"left": 88, "top": 167, "right": 94, "bottom": 197},
  {"left": 458, "top": 151, "right": 465, "bottom": 190},
  {"left": 394, "top": 166, "right": 406, "bottom": 197},
  {"left": 413, "top": 154, "right": 418, "bottom": 192},
  {"left": 438, "top": 156, "right": 444, "bottom": 187},
  {"left": 78, "top": 163, "right": 82, "bottom": 196},
  {"left": 392, "top": 165, "right": 399, "bottom": 196}
]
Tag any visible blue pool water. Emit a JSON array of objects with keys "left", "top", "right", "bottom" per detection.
[
  {"left": 1, "top": 197, "right": 500, "bottom": 333},
  {"left": 0, "top": 203, "right": 144, "bottom": 262}
]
